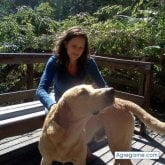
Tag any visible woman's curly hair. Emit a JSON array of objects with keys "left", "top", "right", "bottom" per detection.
[{"left": 53, "top": 27, "right": 89, "bottom": 76}]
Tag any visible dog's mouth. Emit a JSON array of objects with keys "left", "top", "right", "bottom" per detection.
[
  {"left": 92, "top": 87, "right": 114, "bottom": 115},
  {"left": 93, "top": 110, "right": 99, "bottom": 115}
]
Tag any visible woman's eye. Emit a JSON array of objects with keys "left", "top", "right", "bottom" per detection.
[
  {"left": 71, "top": 45, "right": 84, "bottom": 50},
  {"left": 79, "top": 47, "right": 84, "bottom": 50}
]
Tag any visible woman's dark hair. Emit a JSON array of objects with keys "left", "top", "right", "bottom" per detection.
[{"left": 53, "top": 27, "right": 89, "bottom": 76}]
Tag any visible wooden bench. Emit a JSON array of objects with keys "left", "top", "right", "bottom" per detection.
[
  {"left": 0, "top": 89, "right": 45, "bottom": 140},
  {"left": 0, "top": 89, "right": 46, "bottom": 164}
]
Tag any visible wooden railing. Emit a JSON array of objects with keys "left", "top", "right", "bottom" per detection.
[
  {"left": 94, "top": 55, "right": 153, "bottom": 109},
  {"left": 0, "top": 53, "right": 154, "bottom": 138}
]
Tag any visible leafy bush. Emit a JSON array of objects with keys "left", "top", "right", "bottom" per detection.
[
  {"left": 93, "top": 5, "right": 130, "bottom": 21},
  {"left": 0, "top": 1, "right": 164, "bottom": 96},
  {"left": 0, "top": 4, "right": 59, "bottom": 52}
]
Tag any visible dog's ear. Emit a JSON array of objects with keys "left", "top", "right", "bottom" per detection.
[{"left": 53, "top": 100, "right": 72, "bottom": 129}]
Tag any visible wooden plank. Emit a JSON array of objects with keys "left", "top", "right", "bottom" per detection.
[
  {"left": 93, "top": 145, "right": 113, "bottom": 164},
  {"left": 100, "top": 149, "right": 113, "bottom": 164},
  {"left": 0, "top": 101, "right": 41, "bottom": 112},
  {"left": 93, "top": 55, "right": 153, "bottom": 72},
  {"left": 0, "top": 130, "right": 41, "bottom": 165},
  {"left": 138, "top": 134, "right": 165, "bottom": 165},
  {"left": 0, "top": 53, "right": 153, "bottom": 70},
  {"left": 92, "top": 131, "right": 164, "bottom": 165},
  {"left": 0, "top": 89, "right": 37, "bottom": 104},
  {"left": 153, "top": 138, "right": 165, "bottom": 155},
  {"left": 0, "top": 111, "right": 45, "bottom": 126},
  {"left": 0, "top": 114, "right": 45, "bottom": 140},
  {"left": 0, "top": 88, "right": 53, "bottom": 104},
  {"left": 0, "top": 101, "right": 44, "bottom": 120},
  {"left": 93, "top": 145, "right": 110, "bottom": 157},
  {"left": 0, "top": 53, "right": 52, "bottom": 64},
  {"left": 0, "top": 143, "right": 40, "bottom": 165},
  {"left": 132, "top": 140, "right": 146, "bottom": 150},
  {"left": 0, "top": 129, "right": 163, "bottom": 165},
  {"left": 26, "top": 64, "right": 34, "bottom": 89},
  {"left": 132, "top": 131, "right": 158, "bottom": 164},
  {"left": 143, "top": 67, "right": 153, "bottom": 111},
  {"left": 0, "top": 129, "right": 41, "bottom": 155},
  {"left": 115, "top": 90, "right": 144, "bottom": 106}
]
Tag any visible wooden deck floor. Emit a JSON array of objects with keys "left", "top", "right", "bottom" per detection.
[
  {"left": 0, "top": 128, "right": 164, "bottom": 165},
  {"left": 91, "top": 131, "right": 165, "bottom": 165}
]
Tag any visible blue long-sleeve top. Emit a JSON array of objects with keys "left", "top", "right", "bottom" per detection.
[{"left": 36, "top": 55, "right": 107, "bottom": 110}]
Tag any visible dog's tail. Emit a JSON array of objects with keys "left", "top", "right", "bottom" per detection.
[{"left": 116, "top": 98, "right": 165, "bottom": 135}]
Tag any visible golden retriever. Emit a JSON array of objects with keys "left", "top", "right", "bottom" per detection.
[
  {"left": 86, "top": 98, "right": 165, "bottom": 165},
  {"left": 39, "top": 84, "right": 114, "bottom": 165}
]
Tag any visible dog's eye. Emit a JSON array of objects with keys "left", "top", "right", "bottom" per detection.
[{"left": 79, "top": 88, "right": 88, "bottom": 96}]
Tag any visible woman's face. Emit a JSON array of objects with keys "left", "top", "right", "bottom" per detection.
[{"left": 65, "top": 37, "right": 85, "bottom": 63}]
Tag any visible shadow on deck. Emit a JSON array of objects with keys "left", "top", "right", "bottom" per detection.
[{"left": 0, "top": 128, "right": 164, "bottom": 165}]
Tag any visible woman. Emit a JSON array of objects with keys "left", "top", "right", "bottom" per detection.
[
  {"left": 36, "top": 27, "right": 108, "bottom": 164},
  {"left": 36, "top": 27, "right": 108, "bottom": 111}
]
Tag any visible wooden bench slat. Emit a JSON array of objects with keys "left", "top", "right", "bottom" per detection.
[
  {"left": 115, "top": 90, "right": 144, "bottom": 106},
  {"left": 0, "top": 136, "right": 39, "bottom": 156},
  {"left": 93, "top": 145, "right": 110, "bottom": 157},
  {"left": 0, "top": 115, "right": 44, "bottom": 140},
  {"left": 0, "top": 89, "right": 37, "bottom": 104},
  {"left": 0, "top": 111, "right": 45, "bottom": 126},
  {"left": 101, "top": 150, "right": 113, "bottom": 163},
  {"left": 0, "top": 103, "right": 44, "bottom": 120},
  {"left": 0, "top": 101, "right": 41, "bottom": 111},
  {"left": 137, "top": 135, "right": 165, "bottom": 164},
  {"left": 94, "top": 55, "right": 153, "bottom": 72},
  {"left": 0, "top": 130, "right": 41, "bottom": 155},
  {"left": 0, "top": 129, "right": 163, "bottom": 164}
]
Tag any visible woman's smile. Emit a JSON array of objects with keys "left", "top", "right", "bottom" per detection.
[{"left": 65, "top": 37, "right": 85, "bottom": 62}]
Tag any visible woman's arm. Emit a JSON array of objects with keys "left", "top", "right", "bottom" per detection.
[{"left": 36, "top": 56, "right": 56, "bottom": 110}]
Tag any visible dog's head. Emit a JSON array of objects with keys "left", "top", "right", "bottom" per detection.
[{"left": 58, "top": 84, "right": 114, "bottom": 118}]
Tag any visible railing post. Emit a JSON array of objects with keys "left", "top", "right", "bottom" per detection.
[
  {"left": 140, "top": 63, "right": 154, "bottom": 135},
  {"left": 143, "top": 63, "right": 154, "bottom": 110},
  {"left": 27, "top": 64, "right": 33, "bottom": 89}
]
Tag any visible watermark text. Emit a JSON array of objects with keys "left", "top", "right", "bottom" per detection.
[{"left": 115, "top": 151, "right": 159, "bottom": 159}]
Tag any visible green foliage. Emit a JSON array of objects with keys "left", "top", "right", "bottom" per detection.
[
  {"left": 36, "top": 2, "right": 54, "bottom": 17},
  {"left": 0, "top": 15, "right": 20, "bottom": 52},
  {"left": 131, "top": 0, "right": 144, "bottom": 14},
  {"left": 93, "top": 5, "right": 130, "bottom": 21},
  {"left": 0, "top": 1, "right": 164, "bottom": 57},
  {"left": 0, "top": 4, "right": 59, "bottom": 52},
  {"left": 86, "top": 17, "right": 146, "bottom": 57},
  {"left": 60, "top": 13, "right": 98, "bottom": 29},
  {"left": 143, "top": 46, "right": 162, "bottom": 61},
  {"left": 0, "top": 1, "right": 164, "bottom": 97}
]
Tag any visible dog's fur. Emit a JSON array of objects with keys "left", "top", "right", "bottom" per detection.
[
  {"left": 87, "top": 98, "right": 165, "bottom": 165},
  {"left": 39, "top": 84, "right": 114, "bottom": 165},
  {"left": 39, "top": 84, "right": 165, "bottom": 165}
]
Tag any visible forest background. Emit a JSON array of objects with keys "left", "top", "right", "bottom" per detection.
[{"left": 0, "top": 0, "right": 164, "bottom": 115}]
